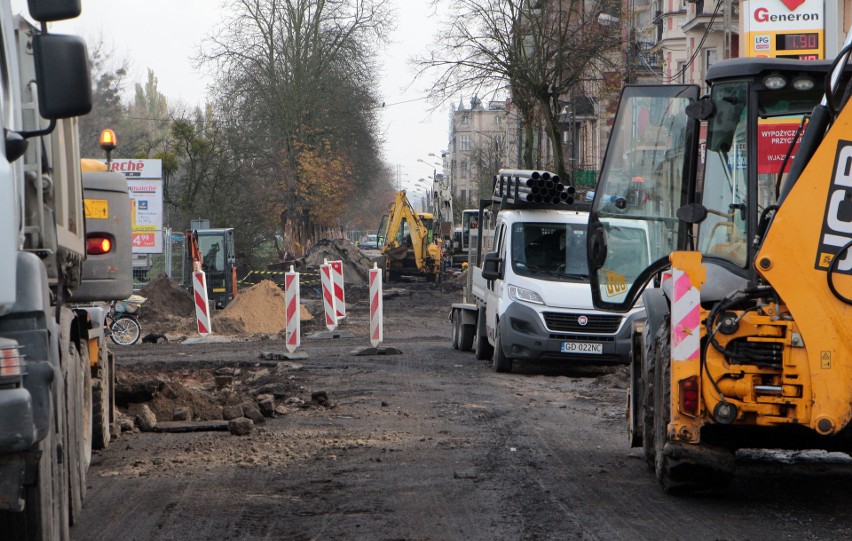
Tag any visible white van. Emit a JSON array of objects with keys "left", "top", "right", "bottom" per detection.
[{"left": 453, "top": 206, "right": 648, "bottom": 372}]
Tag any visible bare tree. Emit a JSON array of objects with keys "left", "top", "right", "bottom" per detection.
[
  {"left": 198, "top": 0, "right": 391, "bottom": 257},
  {"left": 418, "top": 0, "right": 620, "bottom": 180}
]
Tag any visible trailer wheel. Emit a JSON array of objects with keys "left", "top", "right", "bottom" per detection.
[
  {"left": 491, "top": 323, "right": 513, "bottom": 373},
  {"left": 458, "top": 323, "right": 475, "bottom": 352},
  {"left": 652, "top": 320, "right": 732, "bottom": 494},
  {"left": 474, "top": 308, "right": 493, "bottom": 361}
]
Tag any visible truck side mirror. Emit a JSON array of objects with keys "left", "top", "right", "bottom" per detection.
[
  {"left": 28, "top": 0, "right": 81, "bottom": 22},
  {"left": 32, "top": 34, "right": 92, "bottom": 119},
  {"left": 481, "top": 251, "right": 503, "bottom": 281}
]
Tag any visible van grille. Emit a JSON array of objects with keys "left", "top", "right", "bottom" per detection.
[{"left": 543, "top": 312, "right": 622, "bottom": 333}]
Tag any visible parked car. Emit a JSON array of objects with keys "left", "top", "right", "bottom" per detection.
[{"left": 358, "top": 234, "right": 379, "bottom": 250}]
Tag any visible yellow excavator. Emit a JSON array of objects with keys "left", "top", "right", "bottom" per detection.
[
  {"left": 377, "top": 191, "right": 443, "bottom": 282},
  {"left": 587, "top": 49, "right": 852, "bottom": 493}
]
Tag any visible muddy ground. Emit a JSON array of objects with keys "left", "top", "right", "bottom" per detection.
[{"left": 72, "top": 281, "right": 852, "bottom": 540}]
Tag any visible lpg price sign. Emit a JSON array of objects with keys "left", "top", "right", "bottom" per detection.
[{"left": 743, "top": 0, "right": 824, "bottom": 59}]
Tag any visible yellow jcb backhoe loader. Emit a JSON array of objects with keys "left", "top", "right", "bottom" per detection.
[
  {"left": 377, "top": 191, "right": 443, "bottom": 282},
  {"left": 587, "top": 47, "right": 852, "bottom": 493}
]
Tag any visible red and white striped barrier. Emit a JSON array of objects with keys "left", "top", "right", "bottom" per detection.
[
  {"left": 328, "top": 260, "right": 346, "bottom": 320},
  {"left": 369, "top": 263, "right": 383, "bottom": 347},
  {"left": 320, "top": 262, "right": 338, "bottom": 331},
  {"left": 284, "top": 266, "right": 300, "bottom": 353},
  {"left": 193, "top": 270, "right": 212, "bottom": 336},
  {"left": 671, "top": 266, "right": 700, "bottom": 364}
]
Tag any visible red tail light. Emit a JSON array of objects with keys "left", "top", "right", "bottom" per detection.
[
  {"left": 679, "top": 376, "right": 700, "bottom": 416},
  {"left": 87, "top": 235, "right": 112, "bottom": 255}
]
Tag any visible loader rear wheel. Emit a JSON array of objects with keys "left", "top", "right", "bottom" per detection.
[
  {"left": 651, "top": 320, "right": 732, "bottom": 494},
  {"left": 641, "top": 322, "right": 659, "bottom": 468}
]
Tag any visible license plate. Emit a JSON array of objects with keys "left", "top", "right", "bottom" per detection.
[{"left": 561, "top": 341, "right": 603, "bottom": 354}]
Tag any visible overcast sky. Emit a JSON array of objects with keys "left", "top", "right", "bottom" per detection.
[{"left": 14, "top": 0, "right": 448, "bottom": 195}]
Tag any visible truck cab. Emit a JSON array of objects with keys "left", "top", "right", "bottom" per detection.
[{"left": 476, "top": 207, "right": 648, "bottom": 370}]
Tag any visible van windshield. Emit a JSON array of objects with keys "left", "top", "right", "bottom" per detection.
[{"left": 511, "top": 223, "right": 589, "bottom": 281}]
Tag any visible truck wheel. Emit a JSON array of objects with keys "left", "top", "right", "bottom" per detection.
[
  {"left": 651, "top": 320, "right": 732, "bottom": 494},
  {"left": 451, "top": 311, "right": 460, "bottom": 350},
  {"left": 92, "top": 338, "right": 112, "bottom": 450},
  {"left": 474, "top": 308, "right": 493, "bottom": 360},
  {"left": 66, "top": 340, "right": 91, "bottom": 524},
  {"left": 458, "top": 324, "right": 475, "bottom": 352},
  {"left": 491, "top": 324, "right": 513, "bottom": 373}
]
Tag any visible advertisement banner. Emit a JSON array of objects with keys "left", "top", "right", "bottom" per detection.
[
  {"left": 108, "top": 160, "right": 164, "bottom": 254},
  {"left": 757, "top": 118, "right": 804, "bottom": 174}
]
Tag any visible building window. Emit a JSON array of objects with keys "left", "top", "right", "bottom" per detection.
[
  {"left": 461, "top": 189, "right": 467, "bottom": 203},
  {"left": 461, "top": 113, "right": 470, "bottom": 125},
  {"left": 705, "top": 48, "right": 718, "bottom": 71},
  {"left": 494, "top": 115, "right": 502, "bottom": 125},
  {"left": 460, "top": 135, "right": 470, "bottom": 151}
]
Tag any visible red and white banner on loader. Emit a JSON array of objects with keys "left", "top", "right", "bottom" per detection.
[
  {"left": 193, "top": 270, "right": 211, "bottom": 336},
  {"left": 320, "top": 263, "right": 338, "bottom": 331},
  {"left": 369, "top": 263, "right": 383, "bottom": 347},
  {"left": 285, "top": 266, "right": 300, "bottom": 353}
]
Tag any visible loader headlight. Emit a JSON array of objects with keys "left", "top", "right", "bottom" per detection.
[
  {"left": 762, "top": 74, "right": 787, "bottom": 90},
  {"left": 508, "top": 285, "right": 544, "bottom": 305}
]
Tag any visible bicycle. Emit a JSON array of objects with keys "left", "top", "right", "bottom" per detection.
[{"left": 106, "top": 295, "right": 146, "bottom": 346}]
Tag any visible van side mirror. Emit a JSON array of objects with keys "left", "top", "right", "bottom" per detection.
[
  {"left": 32, "top": 34, "right": 92, "bottom": 119},
  {"left": 481, "top": 251, "right": 502, "bottom": 281}
]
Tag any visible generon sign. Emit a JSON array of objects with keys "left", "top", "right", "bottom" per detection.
[{"left": 749, "top": 0, "right": 823, "bottom": 31}]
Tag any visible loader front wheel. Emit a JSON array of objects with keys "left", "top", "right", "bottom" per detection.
[{"left": 652, "top": 320, "right": 732, "bottom": 494}]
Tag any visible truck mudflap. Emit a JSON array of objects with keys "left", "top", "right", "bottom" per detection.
[
  {"left": 0, "top": 388, "right": 36, "bottom": 452},
  {"left": 499, "top": 301, "right": 641, "bottom": 364}
]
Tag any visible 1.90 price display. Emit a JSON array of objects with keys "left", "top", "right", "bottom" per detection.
[{"left": 776, "top": 33, "right": 819, "bottom": 51}]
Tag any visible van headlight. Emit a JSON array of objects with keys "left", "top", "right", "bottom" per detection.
[{"left": 508, "top": 285, "right": 545, "bottom": 305}]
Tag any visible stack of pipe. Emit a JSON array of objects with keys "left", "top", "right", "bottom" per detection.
[{"left": 492, "top": 169, "right": 576, "bottom": 206}]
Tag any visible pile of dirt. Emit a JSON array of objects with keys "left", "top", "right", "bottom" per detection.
[
  {"left": 136, "top": 274, "right": 198, "bottom": 337},
  {"left": 139, "top": 274, "right": 195, "bottom": 320},
  {"left": 213, "top": 280, "right": 287, "bottom": 335},
  {"left": 302, "top": 238, "right": 375, "bottom": 285}
]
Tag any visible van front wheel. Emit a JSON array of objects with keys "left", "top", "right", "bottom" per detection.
[{"left": 491, "top": 323, "right": 513, "bottom": 373}]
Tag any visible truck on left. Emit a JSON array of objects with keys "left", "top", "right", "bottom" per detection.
[{"left": 0, "top": 2, "right": 131, "bottom": 540}]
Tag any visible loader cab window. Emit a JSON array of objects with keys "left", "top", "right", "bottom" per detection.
[
  {"left": 198, "top": 235, "right": 226, "bottom": 287},
  {"left": 700, "top": 78, "right": 828, "bottom": 268},
  {"left": 701, "top": 82, "right": 749, "bottom": 267}
]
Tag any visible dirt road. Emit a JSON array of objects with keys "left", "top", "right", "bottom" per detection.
[{"left": 72, "top": 283, "right": 852, "bottom": 540}]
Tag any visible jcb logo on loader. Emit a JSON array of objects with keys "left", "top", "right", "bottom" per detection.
[{"left": 815, "top": 140, "right": 852, "bottom": 274}]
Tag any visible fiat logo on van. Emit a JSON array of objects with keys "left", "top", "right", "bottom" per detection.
[{"left": 577, "top": 315, "right": 588, "bottom": 326}]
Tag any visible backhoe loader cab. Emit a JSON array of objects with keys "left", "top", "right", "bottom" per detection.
[
  {"left": 185, "top": 228, "right": 237, "bottom": 308},
  {"left": 588, "top": 58, "right": 852, "bottom": 492}
]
